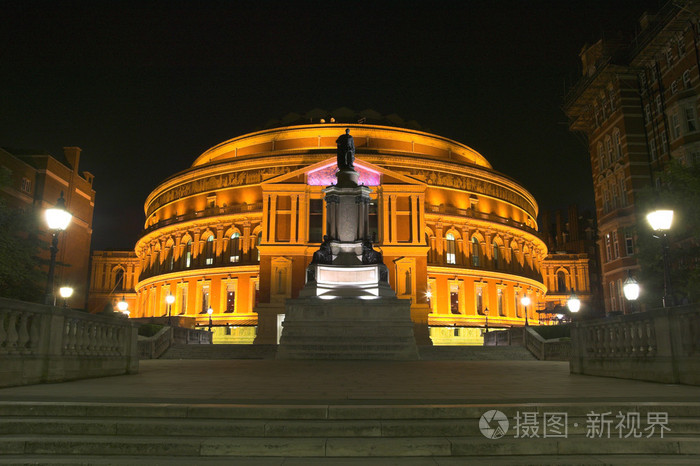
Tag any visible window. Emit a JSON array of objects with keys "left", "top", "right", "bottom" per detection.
[
  {"left": 308, "top": 199, "right": 323, "bottom": 243},
  {"left": 450, "top": 283, "right": 460, "bottom": 314},
  {"left": 179, "top": 287, "right": 188, "bottom": 315},
  {"left": 685, "top": 107, "right": 697, "bottom": 132},
  {"left": 671, "top": 112, "right": 681, "bottom": 139},
  {"left": 225, "top": 283, "right": 236, "bottom": 313},
  {"left": 655, "top": 95, "right": 662, "bottom": 114},
  {"left": 256, "top": 232, "right": 262, "bottom": 261},
  {"left": 611, "top": 182, "right": 619, "bottom": 209},
  {"left": 639, "top": 71, "right": 647, "bottom": 89},
  {"left": 678, "top": 36, "right": 686, "bottom": 57},
  {"left": 650, "top": 138, "right": 657, "bottom": 160},
  {"left": 184, "top": 241, "right": 192, "bottom": 268},
  {"left": 609, "top": 281, "right": 617, "bottom": 312},
  {"left": 683, "top": 70, "right": 692, "bottom": 88},
  {"left": 613, "top": 130, "right": 621, "bottom": 159},
  {"left": 612, "top": 231, "right": 620, "bottom": 259},
  {"left": 557, "top": 271, "right": 567, "bottom": 292},
  {"left": 603, "top": 188, "right": 610, "bottom": 213},
  {"left": 229, "top": 232, "right": 240, "bottom": 263},
  {"left": 201, "top": 285, "right": 210, "bottom": 314},
  {"left": 598, "top": 143, "right": 605, "bottom": 171},
  {"left": 645, "top": 105, "right": 651, "bottom": 123},
  {"left": 666, "top": 48, "right": 674, "bottom": 66},
  {"left": 492, "top": 243, "right": 499, "bottom": 269},
  {"left": 497, "top": 289, "right": 504, "bottom": 316},
  {"left": 625, "top": 232, "right": 634, "bottom": 255},
  {"left": 167, "top": 248, "right": 174, "bottom": 271},
  {"left": 661, "top": 131, "right": 668, "bottom": 153},
  {"left": 514, "top": 292, "right": 521, "bottom": 318},
  {"left": 20, "top": 177, "right": 31, "bottom": 194},
  {"left": 605, "top": 233, "right": 612, "bottom": 262},
  {"left": 205, "top": 236, "right": 214, "bottom": 265},
  {"left": 619, "top": 178, "right": 627, "bottom": 207},
  {"left": 609, "top": 89, "right": 616, "bottom": 111},
  {"left": 671, "top": 80, "right": 679, "bottom": 95},
  {"left": 446, "top": 233, "right": 456, "bottom": 265},
  {"left": 476, "top": 287, "right": 483, "bottom": 315},
  {"left": 471, "top": 237, "right": 480, "bottom": 267},
  {"left": 114, "top": 269, "right": 125, "bottom": 292},
  {"left": 605, "top": 137, "right": 613, "bottom": 166},
  {"left": 594, "top": 106, "right": 601, "bottom": 127}
]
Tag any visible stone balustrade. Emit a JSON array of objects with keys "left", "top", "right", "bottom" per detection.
[
  {"left": 0, "top": 297, "right": 138, "bottom": 388},
  {"left": 522, "top": 327, "right": 570, "bottom": 361},
  {"left": 570, "top": 305, "right": 700, "bottom": 385},
  {"left": 139, "top": 325, "right": 213, "bottom": 359}
]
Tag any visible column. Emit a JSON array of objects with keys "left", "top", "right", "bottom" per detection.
[
  {"left": 418, "top": 193, "right": 425, "bottom": 243},
  {"left": 382, "top": 193, "right": 390, "bottom": 244},
  {"left": 298, "top": 193, "right": 307, "bottom": 243},
  {"left": 262, "top": 194, "right": 270, "bottom": 242},
  {"left": 390, "top": 194, "right": 397, "bottom": 244},
  {"left": 411, "top": 195, "right": 419, "bottom": 244},
  {"left": 290, "top": 194, "right": 298, "bottom": 243},
  {"left": 269, "top": 194, "right": 277, "bottom": 243}
]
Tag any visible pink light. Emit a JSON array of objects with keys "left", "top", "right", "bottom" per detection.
[{"left": 307, "top": 162, "right": 381, "bottom": 186}]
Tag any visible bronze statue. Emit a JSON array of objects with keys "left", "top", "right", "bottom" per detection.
[
  {"left": 311, "top": 235, "right": 333, "bottom": 264},
  {"left": 336, "top": 128, "right": 355, "bottom": 170},
  {"left": 361, "top": 238, "right": 382, "bottom": 265}
]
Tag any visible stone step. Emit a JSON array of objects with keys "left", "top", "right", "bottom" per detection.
[
  {"left": 160, "top": 344, "right": 277, "bottom": 360},
  {"left": 2, "top": 435, "right": 700, "bottom": 457},
  {"left": 3, "top": 416, "right": 700, "bottom": 437}
]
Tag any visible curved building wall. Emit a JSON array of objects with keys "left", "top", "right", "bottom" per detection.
[{"left": 133, "top": 124, "right": 548, "bottom": 344}]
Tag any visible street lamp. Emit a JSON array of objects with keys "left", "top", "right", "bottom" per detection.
[
  {"left": 556, "top": 313, "right": 565, "bottom": 324},
  {"left": 484, "top": 307, "right": 489, "bottom": 333},
  {"left": 207, "top": 307, "right": 213, "bottom": 332},
  {"left": 165, "top": 293, "right": 175, "bottom": 326},
  {"left": 646, "top": 208, "right": 674, "bottom": 307},
  {"left": 521, "top": 295, "right": 531, "bottom": 327},
  {"left": 117, "top": 296, "right": 128, "bottom": 315},
  {"left": 59, "top": 286, "right": 73, "bottom": 308},
  {"left": 44, "top": 193, "right": 72, "bottom": 305}
]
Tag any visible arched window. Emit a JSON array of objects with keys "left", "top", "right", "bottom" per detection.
[
  {"left": 605, "top": 136, "right": 613, "bottom": 166},
  {"left": 492, "top": 243, "right": 499, "bottom": 269},
  {"left": 404, "top": 270, "right": 412, "bottom": 295},
  {"left": 471, "top": 237, "right": 480, "bottom": 267},
  {"left": 184, "top": 241, "right": 192, "bottom": 268},
  {"left": 229, "top": 232, "right": 240, "bottom": 263},
  {"left": 114, "top": 268, "right": 125, "bottom": 292},
  {"left": 619, "top": 177, "right": 627, "bottom": 206},
  {"left": 598, "top": 143, "right": 605, "bottom": 170},
  {"left": 205, "top": 236, "right": 214, "bottom": 265},
  {"left": 557, "top": 271, "right": 567, "bottom": 292},
  {"left": 445, "top": 233, "right": 456, "bottom": 265},
  {"left": 256, "top": 232, "right": 262, "bottom": 261}
]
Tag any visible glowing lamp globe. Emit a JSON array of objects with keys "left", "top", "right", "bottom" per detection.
[
  {"left": 166, "top": 294, "right": 176, "bottom": 305},
  {"left": 521, "top": 296, "right": 531, "bottom": 307},
  {"left": 117, "top": 299, "right": 128, "bottom": 312},
  {"left": 207, "top": 307, "right": 213, "bottom": 316},
  {"left": 623, "top": 276, "right": 640, "bottom": 301},
  {"left": 567, "top": 293, "right": 581, "bottom": 313},
  {"left": 59, "top": 286, "right": 74, "bottom": 299},
  {"left": 45, "top": 202, "right": 72, "bottom": 230},
  {"left": 646, "top": 209, "right": 674, "bottom": 231}
]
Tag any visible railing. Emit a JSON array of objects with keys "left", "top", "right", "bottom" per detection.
[
  {"left": 0, "top": 297, "right": 139, "bottom": 388},
  {"left": 483, "top": 327, "right": 524, "bottom": 347},
  {"left": 138, "top": 325, "right": 212, "bottom": 359},
  {"left": 523, "top": 327, "right": 570, "bottom": 361},
  {"left": 426, "top": 204, "right": 541, "bottom": 238},
  {"left": 143, "top": 202, "right": 263, "bottom": 234},
  {"left": 570, "top": 305, "right": 700, "bottom": 385}
]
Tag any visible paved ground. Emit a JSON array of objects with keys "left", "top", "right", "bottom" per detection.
[{"left": 1, "top": 359, "right": 700, "bottom": 404}]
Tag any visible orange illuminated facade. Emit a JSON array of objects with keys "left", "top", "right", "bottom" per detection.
[{"left": 119, "top": 122, "right": 550, "bottom": 344}]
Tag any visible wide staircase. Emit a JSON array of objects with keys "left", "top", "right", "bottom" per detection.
[
  {"left": 159, "top": 344, "right": 536, "bottom": 360},
  {"left": 1, "top": 401, "right": 699, "bottom": 464}
]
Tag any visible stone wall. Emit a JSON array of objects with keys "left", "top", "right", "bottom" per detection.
[{"left": 0, "top": 297, "right": 138, "bottom": 388}]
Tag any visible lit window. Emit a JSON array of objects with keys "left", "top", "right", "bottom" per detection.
[
  {"left": 605, "top": 233, "right": 612, "bottom": 262},
  {"left": 185, "top": 241, "right": 192, "bottom": 268},
  {"left": 205, "top": 236, "right": 214, "bottom": 265},
  {"left": 20, "top": 177, "right": 31, "bottom": 194},
  {"left": 446, "top": 233, "right": 456, "bottom": 265},
  {"left": 497, "top": 289, "right": 504, "bottom": 316},
  {"left": 514, "top": 292, "right": 521, "bottom": 318},
  {"left": 625, "top": 232, "right": 634, "bottom": 255},
  {"left": 492, "top": 243, "right": 499, "bottom": 269},
  {"left": 476, "top": 287, "right": 483, "bottom": 315},
  {"left": 229, "top": 232, "right": 240, "bottom": 263},
  {"left": 201, "top": 285, "right": 210, "bottom": 314},
  {"left": 610, "top": 281, "right": 617, "bottom": 311},
  {"left": 471, "top": 237, "right": 480, "bottom": 267}
]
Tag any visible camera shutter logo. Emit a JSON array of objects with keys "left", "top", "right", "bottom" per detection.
[{"left": 480, "top": 410, "right": 509, "bottom": 439}]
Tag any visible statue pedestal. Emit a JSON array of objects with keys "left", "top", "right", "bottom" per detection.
[{"left": 276, "top": 297, "right": 419, "bottom": 360}]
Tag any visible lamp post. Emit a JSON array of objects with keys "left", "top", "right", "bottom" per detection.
[
  {"left": 44, "top": 193, "right": 72, "bottom": 305},
  {"left": 646, "top": 208, "right": 674, "bottom": 307},
  {"left": 207, "top": 307, "right": 213, "bottom": 332},
  {"left": 622, "top": 273, "right": 640, "bottom": 313},
  {"left": 165, "top": 293, "right": 175, "bottom": 326},
  {"left": 556, "top": 313, "right": 564, "bottom": 325},
  {"left": 117, "top": 296, "right": 128, "bottom": 316},
  {"left": 484, "top": 307, "right": 489, "bottom": 333},
  {"left": 521, "top": 295, "right": 531, "bottom": 327},
  {"left": 567, "top": 290, "right": 581, "bottom": 320},
  {"left": 58, "top": 286, "right": 73, "bottom": 308}
]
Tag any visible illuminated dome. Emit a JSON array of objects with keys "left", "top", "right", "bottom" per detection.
[{"left": 135, "top": 122, "right": 547, "bottom": 345}]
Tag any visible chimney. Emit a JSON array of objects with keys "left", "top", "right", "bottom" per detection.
[
  {"left": 568, "top": 204, "right": 580, "bottom": 243},
  {"left": 63, "top": 147, "right": 81, "bottom": 172}
]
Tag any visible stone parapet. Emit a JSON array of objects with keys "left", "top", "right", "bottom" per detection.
[{"left": 0, "top": 297, "right": 138, "bottom": 388}]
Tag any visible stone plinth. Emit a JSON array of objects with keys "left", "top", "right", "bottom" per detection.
[{"left": 276, "top": 297, "right": 419, "bottom": 360}]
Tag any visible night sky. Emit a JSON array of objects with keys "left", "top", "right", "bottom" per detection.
[{"left": 2, "top": 0, "right": 663, "bottom": 250}]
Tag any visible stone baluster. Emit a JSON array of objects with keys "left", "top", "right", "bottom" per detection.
[
  {"left": 16, "top": 313, "right": 30, "bottom": 355},
  {"left": 95, "top": 324, "right": 106, "bottom": 356},
  {"left": 0, "top": 308, "right": 7, "bottom": 354},
  {"left": 647, "top": 321, "right": 656, "bottom": 356},
  {"left": 638, "top": 321, "right": 649, "bottom": 357},
  {"left": 28, "top": 313, "right": 41, "bottom": 354},
  {"left": 85, "top": 322, "right": 96, "bottom": 355},
  {"left": 622, "top": 324, "right": 632, "bottom": 357},
  {"left": 5, "top": 311, "right": 19, "bottom": 354}
]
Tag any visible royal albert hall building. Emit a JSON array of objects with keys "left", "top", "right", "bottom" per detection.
[{"left": 130, "top": 119, "right": 548, "bottom": 345}]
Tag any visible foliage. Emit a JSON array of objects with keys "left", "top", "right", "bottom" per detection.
[
  {"left": 0, "top": 172, "right": 47, "bottom": 302},
  {"left": 634, "top": 160, "right": 700, "bottom": 307}
]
